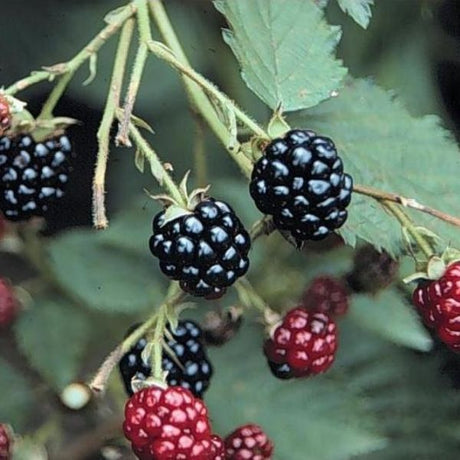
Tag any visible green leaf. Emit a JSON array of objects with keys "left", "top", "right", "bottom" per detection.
[
  {"left": 15, "top": 299, "right": 92, "bottom": 390},
  {"left": 0, "top": 359, "right": 34, "bottom": 430},
  {"left": 48, "top": 230, "right": 164, "bottom": 313},
  {"left": 207, "top": 322, "right": 386, "bottom": 460},
  {"left": 214, "top": 0, "right": 347, "bottom": 111},
  {"left": 337, "top": 0, "right": 374, "bottom": 29},
  {"left": 349, "top": 289, "right": 433, "bottom": 351},
  {"left": 295, "top": 79, "right": 460, "bottom": 256}
]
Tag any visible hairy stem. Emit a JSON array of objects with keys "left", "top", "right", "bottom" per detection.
[
  {"left": 90, "top": 286, "right": 185, "bottom": 393},
  {"left": 116, "top": 0, "right": 152, "bottom": 145},
  {"left": 38, "top": 71, "right": 75, "bottom": 119},
  {"left": 4, "top": 4, "right": 136, "bottom": 96},
  {"left": 250, "top": 216, "right": 275, "bottom": 241},
  {"left": 354, "top": 183, "right": 460, "bottom": 229},
  {"left": 92, "top": 18, "right": 135, "bottom": 229},
  {"left": 383, "top": 201, "right": 435, "bottom": 259},
  {"left": 124, "top": 120, "right": 187, "bottom": 206},
  {"left": 235, "top": 278, "right": 271, "bottom": 314}
]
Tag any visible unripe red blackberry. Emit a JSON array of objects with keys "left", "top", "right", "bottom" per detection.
[
  {"left": 123, "top": 385, "right": 219, "bottom": 459},
  {"left": 225, "top": 424, "right": 273, "bottom": 460},
  {"left": 301, "top": 276, "right": 349, "bottom": 316},
  {"left": 0, "top": 424, "right": 11, "bottom": 459},
  {"left": 413, "top": 261, "right": 460, "bottom": 351},
  {"left": 0, "top": 279, "right": 18, "bottom": 328},
  {"left": 250, "top": 129, "right": 352, "bottom": 243},
  {"left": 347, "top": 245, "right": 398, "bottom": 294},
  {"left": 0, "top": 133, "right": 73, "bottom": 221},
  {"left": 264, "top": 307, "right": 337, "bottom": 379},
  {"left": 150, "top": 198, "right": 250, "bottom": 299},
  {"left": 0, "top": 95, "right": 11, "bottom": 136}
]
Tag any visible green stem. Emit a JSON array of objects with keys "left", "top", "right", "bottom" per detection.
[
  {"left": 125, "top": 120, "right": 187, "bottom": 206},
  {"left": 193, "top": 115, "right": 207, "bottom": 186},
  {"left": 250, "top": 216, "right": 275, "bottom": 241},
  {"left": 90, "top": 285, "right": 185, "bottom": 392},
  {"left": 151, "top": 303, "right": 168, "bottom": 379},
  {"left": 384, "top": 201, "right": 435, "bottom": 259},
  {"left": 235, "top": 278, "right": 271, "bottom": 315},
  {"left": 93, "top": 18, "right": 135, "bottom": 229},
  {"left": 38, "top": 71, "right": 75, "bottom": 119},
  {"left": 116, "top": 0, "right": 152, "bottom": 145},
  {"left": 147, "top": 39, "right": 256, "bottom": 177},
  {"left": 4, "top": 4, "right": 136, "bottom": 96}
]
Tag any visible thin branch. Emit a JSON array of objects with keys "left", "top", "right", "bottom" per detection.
[
  {"left": 116, "top": 0, "right": 152, "bottom": 145},
  {"left": 383, "top": 200, "right": 435, "bottom": 259},
  {"left": 92, "top": 18, "right": 135, "bottom": 229},
  {"left": 124, "top": 119, "right": 187, "bottom": 206},
  {"left": 354, "top": 184, "right": 460, "bottom": 228},
  {"left": 4, "top": 4, "right": 136, "bottom": 96}
]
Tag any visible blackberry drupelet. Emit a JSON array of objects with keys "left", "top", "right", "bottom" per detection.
[
  {"left": 149, "top": 198, "right": 250, "bottom": 299},
  {"left": 119, "top": 320, "right": 213, "bottom": 398},
  {"left": 0, "top": 134, "right": 73, "bottom": 221},
  {"left": 250, "top": 129, "right": 352, "bottom": 242}
]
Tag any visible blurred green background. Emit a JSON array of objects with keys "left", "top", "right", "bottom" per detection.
[{"left": 1, "top": 1, "right": 460, "bottom": 459}]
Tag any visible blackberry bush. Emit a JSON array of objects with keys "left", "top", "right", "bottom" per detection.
[
  {"left": 250, "top": 129, "right": 352, "bottom": 243},
  {"left": 149, "top": 198, "right": 250, "bottom": 299}
]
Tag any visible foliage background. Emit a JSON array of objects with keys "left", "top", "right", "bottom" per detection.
[{"left": 1, "top": 0, "right": 460, "bottom": 459}]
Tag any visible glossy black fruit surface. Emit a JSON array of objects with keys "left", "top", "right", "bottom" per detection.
[
  {"left": 150, "top": 198, "right": 251, "bottom": 299},
  {"left": 250, "top": 129, "right": 352, "bottom": 242},
  {"left": 0, "top": 134, "right": 73, "bottom": 221}
]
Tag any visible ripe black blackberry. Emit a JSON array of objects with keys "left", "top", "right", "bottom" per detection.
[
  {"left": 0, "top": 134, "right": 73, "bottom": 221},
  {"left": 119, "top": 320, "right": 213, "bottom": 398},
  {"left": 149, "top": 198, "right": 251, "bottom": 299},
  {"left": 250, "top": 129, "right": 352, "bottom": 242}
]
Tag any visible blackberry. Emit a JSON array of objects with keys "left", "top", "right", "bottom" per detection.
[
  {"left": 346, "top": 245, "right": 398, "bottom": 294},
  {"left": 264, "top": 307, "right": 337, "bottom": 379},
  {"left": 119, "top": 320, "right": 213, "bottom": 398},
  {"left": 149, "top": 198, "right": 250, "bottom": 299},
  {"left": 250, "top": 129, "right": 352, "bottom": 242},
  {"left": 0, "top": 133, "right": 73, "bottom": 221}
]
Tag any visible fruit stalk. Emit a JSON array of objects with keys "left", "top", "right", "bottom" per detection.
[
  {"left": 383, "top": 200, "right": 434, "bottom": 259},
  {"left": 90, "top": 284, "right": 185, "bottom": 393},
  {"left": 93, "top": 18, "right": 135, "bottom": 229},
  {"left": 123, "top": 119, "right": 187, "bottom": 207}
]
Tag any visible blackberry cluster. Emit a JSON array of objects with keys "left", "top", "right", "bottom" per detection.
[
  {"left": 119, "top": 320, "right": 213, "bottom": 398},
  {"left": 150, "top": 198, "right": 250, "bottom": 299},
  {"left": 250, "top": 129, "right": 352, "bottom": 242},
  {"left": 264, "top": 307, "right": 337, "bottom": 379},
  {"left": 0, "top": 134, "right": 73, "bottom": 221}
]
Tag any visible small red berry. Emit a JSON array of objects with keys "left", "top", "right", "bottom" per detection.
[
  {"left": 225, "top": 424, "right": 273, "bottom": 460},
  {"left": 123, "top": 385, "right": 220, "bottom": 460},
  {"left": 301, "top": 276, "right": 349, "bottom": 316},
  {"left": 210, "top": 435, "right": 225, "bottom": 460},
  {"left": 0, "top": 424, "right": 11, "bottom": 459},
  {"left": 413, "top": 261, "right": 460, "bottom": 351},
  {"left": 264, "top": 307, "right": 337, "bottom": 379},
  {"left": 0, "top": 279, "right": 18, "bottom": 328},
  {"left": 0, "top": 95, "right": 11, "bottom": 136}
]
